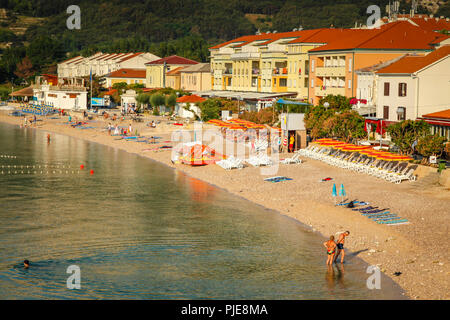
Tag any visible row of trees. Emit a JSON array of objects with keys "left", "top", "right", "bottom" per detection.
[{"left": 386, "top": 120, "right": 447, "bottom": 159}]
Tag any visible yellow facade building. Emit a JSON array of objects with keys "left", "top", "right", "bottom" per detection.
[{"left": 145, "top": 55, "right": 199, "bottom": 89}]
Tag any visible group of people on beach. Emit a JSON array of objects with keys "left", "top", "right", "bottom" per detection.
[{"left": 324, "top": 231, "right": 350, "bottom": 265}]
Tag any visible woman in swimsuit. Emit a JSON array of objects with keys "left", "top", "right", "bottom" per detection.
[{"left": 324, "top": 235, "right": 337, "bottom": 265}]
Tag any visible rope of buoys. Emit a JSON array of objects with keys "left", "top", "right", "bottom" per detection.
[{"left": 0, "top": 155, "right": 17, "bottom": 159}]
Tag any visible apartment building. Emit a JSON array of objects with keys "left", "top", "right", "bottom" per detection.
[
  {"left": 104, "top": 68, "right": 146, "bottom": 88},
  {"left": 57, "top": 52, "right": 160, "bottom": 78},
  {"left": 180, "top": 63, "right": 211, "bottom": 92},
  {"left": 209, "top": 20, "right": 449, "bottom": 105},
  {"left": 145, "top": 55, "right": 199, "bottom": 89},
  {"left": 308, "top": 21, "right": 449, "bottom": 105},
  {"left": 375, "top": 45, "right": 450, "bottom": 122}
]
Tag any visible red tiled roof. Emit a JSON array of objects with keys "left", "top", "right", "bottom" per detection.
[
  {"left": 104, "top": 88, "right": 118, "bottom": 96},
  {"left": 176, "top": 95, "right": 206, "bottom": 103},
  {"left": 376, "top": 45, "right": 450, "bottom": 74},
  {"left": 119, "top": 52, "right": 143, "bottom": 62},
  {"left": 106, "top": 68, "right": 146, "bottom": 78},
  {"left": 210, "top": 30, "right": 317, "bottom": 50},
  {"left": 421, "top": 109, "right": 450, "bottom": 120},
  {"left": 210, "top": 20, "right": 449, "bottom": 52},
  {"left": 309, "top": 21, "right": 449, "bottom": 52},
  {"left": 145, "top": 55, "right": 199, "bottom": 65},
  {"left": 166, "top": 67, "right": 185, "bottom": 75},
  {"left": 382, "top": 15, "right": 450, "bottom": 32}
]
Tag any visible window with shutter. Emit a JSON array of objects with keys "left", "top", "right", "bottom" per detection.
[
  {"left": 384, "top": 82, "right": 390, "bottom": 96},
  {"left": 398, "top": 83, "right": 407, "bottom": 97},
  {"left": 383, "top": 106, "right": 389, "bottom": 119}
]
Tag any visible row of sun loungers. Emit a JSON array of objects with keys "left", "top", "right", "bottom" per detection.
[
  {"left": 351, "top": 205, "right": 409, "bottom": 225},
  {"left": 216, "top": 156, "right": 245, "bottom": 170},
  {"left": 246, "top": 154, "right": 273, "bottom": 167},
  {"left": 299, "top": 145, "right": 417, "bottom": 184}
]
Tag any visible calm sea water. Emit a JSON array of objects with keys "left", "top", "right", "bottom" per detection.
[{"left": 0, "top": 122, "right": 405, "bottom": 299}]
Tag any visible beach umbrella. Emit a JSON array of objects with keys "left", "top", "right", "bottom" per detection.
[
  {"left": 339, "top": 184, "right": 346, "bottom": 203},
  {"left": 332, "top": 183, "right": 337, "bottom": 204}
]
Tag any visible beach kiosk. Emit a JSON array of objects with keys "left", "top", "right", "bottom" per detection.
[{"left": 280, "top": 113, "right": 307, "bottom": 152}]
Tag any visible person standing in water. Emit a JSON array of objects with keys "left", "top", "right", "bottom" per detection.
[
  {"left": 334, "top": 231, "right": 350, "bottom": 263},
  {"left": 323, "top": 235, "right": 337, "bottom": 265},
  {"left": 24, "top": 260, "right": 30, "bottom": 268}
]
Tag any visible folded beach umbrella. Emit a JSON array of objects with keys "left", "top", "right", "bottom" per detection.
[
  {"left": 339, "top": 184, "right": 346, "bottom": 203},
  {"left": 332, "top": 183, "right": 337, "bottom": 204}
]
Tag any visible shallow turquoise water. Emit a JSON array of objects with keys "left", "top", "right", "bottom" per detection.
[{"left": 0, "top": 122, "right": 405, "bottom": 299}]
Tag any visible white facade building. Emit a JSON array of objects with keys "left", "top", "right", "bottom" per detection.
[
  {"left": 57, "top": 52, "right": 160, "bottom": 78},
  {"left": 375, "top": 45, "right": 450, "bottom": 122},
  {"left": 33, "top": 85, "right": 88, "bottom": 110}
]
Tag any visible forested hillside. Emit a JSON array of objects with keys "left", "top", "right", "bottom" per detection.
[{"left": 0, "top": 0, "right": 439, "bottom": 85}]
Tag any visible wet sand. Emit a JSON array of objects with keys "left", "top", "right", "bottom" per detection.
[{"left": 1, "top": 109, "right": 449, "bottom": 300}]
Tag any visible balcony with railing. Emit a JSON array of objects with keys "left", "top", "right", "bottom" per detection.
[
  {"left": 315, "top": 86, "right": 345, "bottom": 96},
  {"left": 272, "top": 67, "right": 288, "bottom": 75},
  {"left": 316, "top": 66, "right": 346, "bottom": 77}
]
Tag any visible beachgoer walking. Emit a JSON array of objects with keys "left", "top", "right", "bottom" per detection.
[
  {"left": 324, "top": 235, "right": 337, "bottom": 265},
  {"left": 107, "top": 123, "right": 112, "bottom": 135},
  {"left": 114, "top": 125, "right": 119, "bottom": 135},
  {"left": 47, "top": 134, "right": 51, "bottom": 143},
  {"left": 128, "top": 123, "right": 132, "bottom": 136},
  {"left": 334, "top": 231, "right": 350, "bottom": 263}
]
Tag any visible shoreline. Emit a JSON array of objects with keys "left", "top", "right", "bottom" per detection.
[{"left": 1, "top": 111, "right": 449, "bottom": 299}]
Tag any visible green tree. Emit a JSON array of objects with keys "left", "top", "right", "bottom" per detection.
[
  {"left": 150, "top": 93, "right": 165, "bottom": 114},
  {"left": 319, "top": 94, "right": 352, "bottom": 111},
  {"left": 136, "top": 93, "right": 151, "bottom": 110},
  {"left": 198, "top": 98, "right": 222, "bottom": 121},
  {"left": 112, "top": 82, "right": 128, "bottom": 93},
  {"left": 416, "top": 134, "right": 447, "bottom": 161},
  {"left": 304, "top": 106, "right": 335, "bottom": 139},
  {"left": 386, "top": 120, "right": 430, "bottom": 155},
  {"left": 165, "top": 93, "right": 177, "bottom": 113},
  {"left": 323, "top": 111, "right": 365, "bottom": 143}
]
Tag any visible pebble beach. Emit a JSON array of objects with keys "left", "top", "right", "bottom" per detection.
[{"left": 1, "top": 109, "right": 449, "bottom": 300}]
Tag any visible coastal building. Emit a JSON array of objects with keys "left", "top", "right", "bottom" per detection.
[
  {"left": 307, "top": 21, "right": 449, "bottom": 105},
  {"left": 57, "top": 52, "right": 160, "bottom": 78},
  {"left": 209, "top": 20, "right": 449, "bottom": 106},
  {"left": 354, "top": 55, "right": 409, "bottom": 116},
  {"left": 145, "top": 55, "right": 199, "bottom": 89},
  {"left": 418, "top": 109, "right": 450, "bottom": 140},
  {"left": 165, "top": 67, "right": 184, "bottom": 90},
  {"left": 104, "top": 68, "right": 147, "bottom": 88},
  {"left": 32, "top": 76, "right": 88, "bottom": 110},
  {"left": 375, "top": 45, "right": 450, "bottom": 122},
  {"left": 120, "top": 89, "right": 137, "bottom": 113},
  {"left": 180, "top": 63, "right": 211, "bottom": 92},
  {"left": 175, "top": 95, "right": 205, "bottom": 119}
]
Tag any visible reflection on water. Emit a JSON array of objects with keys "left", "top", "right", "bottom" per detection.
[{"left": 0, "top": 123, "right": 405, "bottom": 299}]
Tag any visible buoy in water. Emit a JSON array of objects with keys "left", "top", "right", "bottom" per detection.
[
  {"left": 90, "top": 169, "right": 94, "bottom": 175},
  {"left": 80, "top": 164, "right": 85, "bottom": 169}
]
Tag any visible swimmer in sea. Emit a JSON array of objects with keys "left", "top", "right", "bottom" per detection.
[
  {"left": 324, "top": 235, "right": 337, "bottom": 265},
  {"left": 334, "top": 231, "right": 350, "bottom": 264},
  {"left": 24, "top": 260, "right": 30, "bottom": 268}
]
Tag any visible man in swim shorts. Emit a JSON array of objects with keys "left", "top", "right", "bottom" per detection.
[
  {"left": 334, "top": 231, "right": 350, "bottom": 263},
  {"left": 24, "top": 260, "right": 30, "bottom": 268},
  {"left": 323, "top": 236, "right": 337, "bottom": 265}
]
